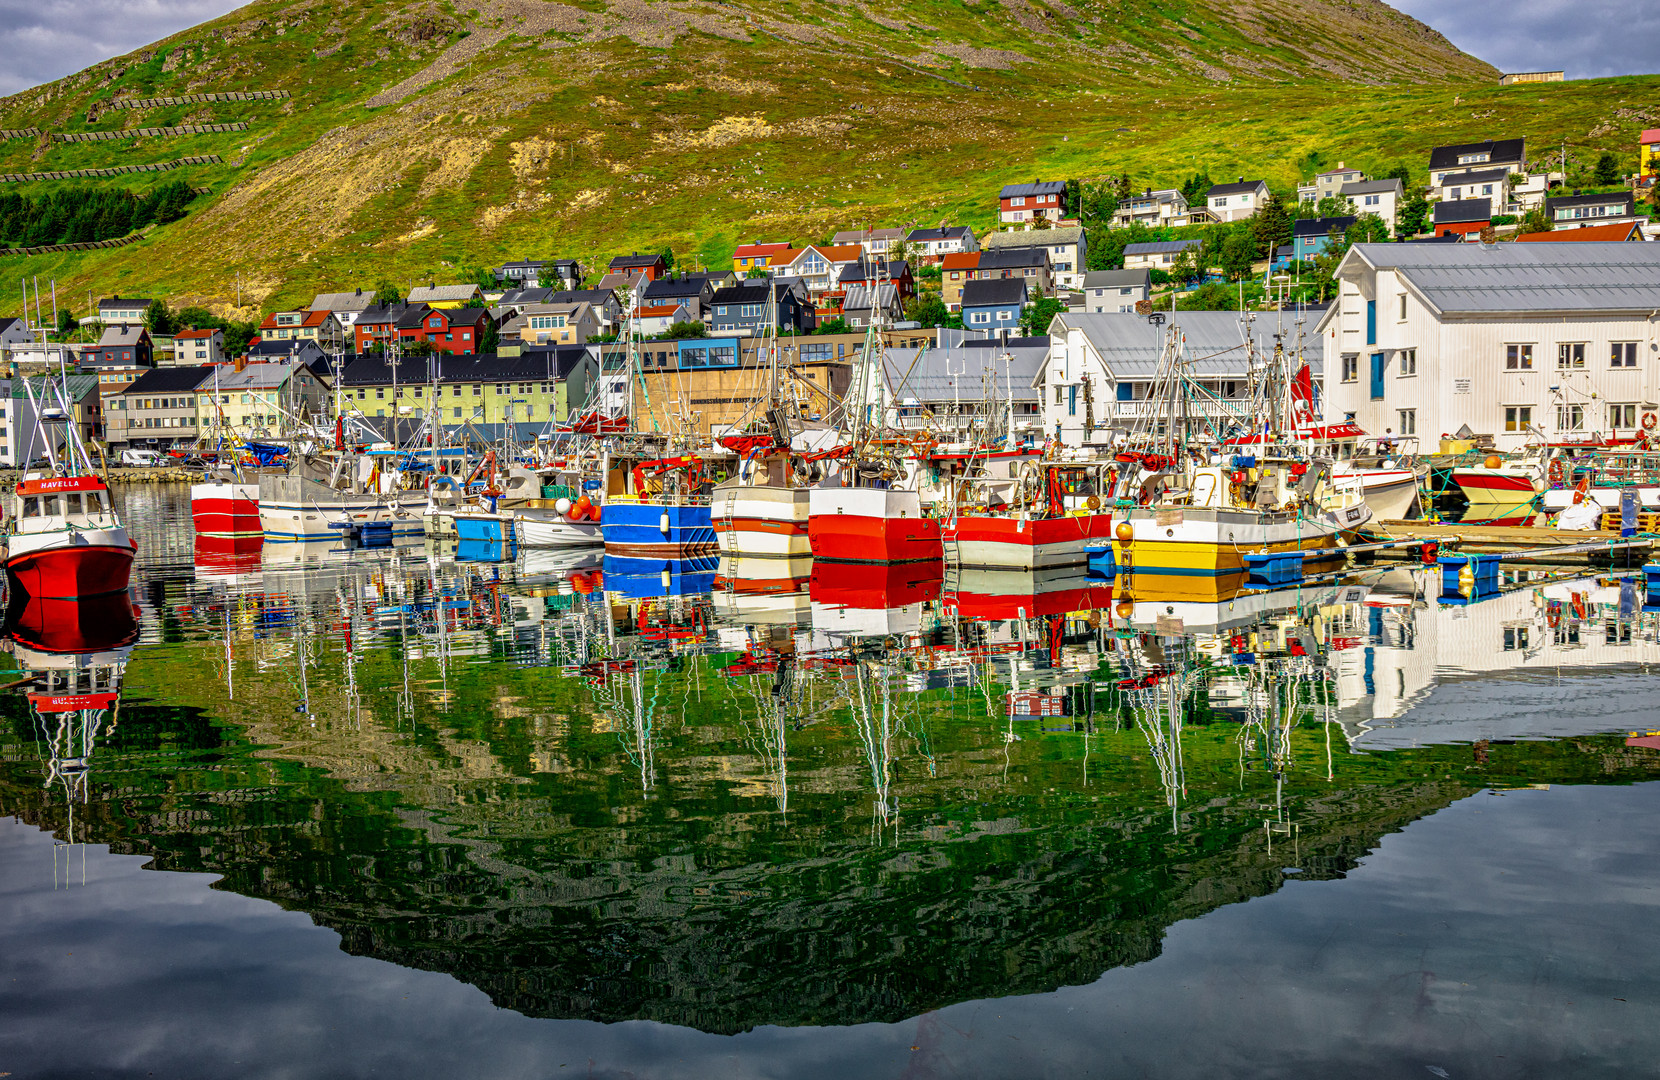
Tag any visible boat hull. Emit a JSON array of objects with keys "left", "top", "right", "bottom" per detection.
[
  {"left": 1114, "top": 504, "right": 1365, "bottom": 601},
  {"left": 716, "top": 554, "right": 812, "bottom": 594},
  {"left": 943, "top": 513, "right": 1115, "bottom": 570},
  {"left": 259, "top": 497, "right": 425, "bottom": 542},
  {"left": 1451, "top": 469, "right": 1542, "bottom": 509},
  {"left": 601, "top": 502, "right": 716, "bottom": 559},
  {"left": 453, "top": 514, "right": 516, "bottom": 544},
  {"left": 808, "top": 487, "right": 941, "bottom": 563},
  {"left": 190, "top": 481, "right": 261, "bottom": 538},
  {"left": 6, "top": 537, "right": 134, "bottom": 599},
  {"left": 517, "top": 514, "right": 604, "bottom": 548},
  {"left": 715, "top": 486, "right": 812, "bottom": 559}
]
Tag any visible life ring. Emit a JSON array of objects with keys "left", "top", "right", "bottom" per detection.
[
  {"left": 1547, "top": 605, "right": 1560, "bottom": 628},
  {"left": 1547, "top": 459, "right": 1564, "bottom": 485},
  {"left": 1644, "top": 412, "right": 1658, "bottom": 432}
]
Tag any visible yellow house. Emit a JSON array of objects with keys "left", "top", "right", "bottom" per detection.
[
  {"left": 196, "top": 360, "right": 328, "bottom": 438},
  {"left": 1643, "top": 129, "right": 1660, "bottom": 179},
  {"left": 406, "top": 284, "right": 485, "bottom": 310},
  {"left": 731, "top": 242, "right": 792, "bottom": 275}
]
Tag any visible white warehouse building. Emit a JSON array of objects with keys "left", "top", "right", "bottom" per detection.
[{"left": 1319, "top": 242, "right": 1660, "bottom": 452}]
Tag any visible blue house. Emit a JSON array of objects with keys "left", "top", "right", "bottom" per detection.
[
  {"left": 960, "top": 278, "right": 1027, "bottom": 337},
  {"left": 707, "top": 281, "right": 814, "bottom": 335},
  {"left": 1290, "top": 216, "right": 1357, "bottom": 263}
]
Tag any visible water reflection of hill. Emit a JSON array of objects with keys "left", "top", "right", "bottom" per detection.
[{"left": 5, "top": 631, "right": 1657, "bottom": 1033}]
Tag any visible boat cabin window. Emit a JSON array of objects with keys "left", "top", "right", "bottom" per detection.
[
  {"left": 22, "top": 496, "right": 40, "bottom": 518},
  {"left": 63, "top": 492, "right": 82, "bottom": 515}
]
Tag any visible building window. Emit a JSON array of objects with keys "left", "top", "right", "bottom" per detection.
[
  {"left": 1503, "top": 625, "right": 1528, "bottom": 651},
  {"left": 1557, "top": 343, "right": 1585, "bottom": 370},
  {"left": 1504, "top": 406, "right": 1532, "bottom": 432},
  {"left": 1397, "top": 409, "right": 1416, "bottom": 436},
  {"left": 453, "top": 407, "right": 462, "bottom": 418},
  {"left": 1011, "top": 197, "right": 1025, "bottom": 207},
  {"left": 1055, "top": 385, "right": 1064, "bottom": 405},
  {"left": 1398, "top": 294, "right": 1407, "bottom": 320},
  {"left": 1609, "top": 403, "right": 1637, "bottom": 430},
  {"left": 1611, "top": 342, "right": 1638, "bottom": 368},
  {"left": 1341, "top": 354, "right": 1358, "bottom": 382},
  {"left": 1556, "top": 404, "right": 1584, "bottom": 431},
  {"left": 970, "top": 312, "right": 990, "bottom": 325},
  {"left": 1398, "top": 349, "right": 1416, "bottom": 376},
  {"left": 1505, "top": 344, "right": 1533, "bottom": 370}
]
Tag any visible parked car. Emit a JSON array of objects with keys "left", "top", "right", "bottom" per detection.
[{"left": 119, "top": 448, "right": 165, "bottom": 467}]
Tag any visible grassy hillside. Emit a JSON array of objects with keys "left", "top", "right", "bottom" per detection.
[{"left": 0, "top": 0, "right": 1652, "bottom": 319}]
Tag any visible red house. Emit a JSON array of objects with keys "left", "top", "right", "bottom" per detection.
[
  {"left": 1432, "top": 198, "right": 1491, "bottom": 239},
  {"left": 607, "top": 252, "right": 667, "bottom": 283},
  {"left": 999, "top": 180, "right": 1067, "bottom": 224},
  {"left": 397, "top": 306, "right": 489, "bottom": 355}
]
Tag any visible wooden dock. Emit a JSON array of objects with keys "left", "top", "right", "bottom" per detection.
[{"left": 1362, "top": 519, "right": 1651, "bottom": 556}]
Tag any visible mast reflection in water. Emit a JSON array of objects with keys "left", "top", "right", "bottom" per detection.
[{"left": 3, "top": 489, "right": 1660, "bottom": 1077}]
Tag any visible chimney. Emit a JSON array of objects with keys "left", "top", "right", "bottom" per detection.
[
  {"left": 1237, "top": 175, "right": 1245, "bottom": 184},
  {"left": 1337, "top": 160, "right": 1346, "bottom": 170}
]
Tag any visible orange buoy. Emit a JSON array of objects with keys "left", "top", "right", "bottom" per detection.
[
  {"left": 1115, "top": 521, "right": 1135, "bottom": 542},
  {"left": 1483, "top": 455, "right": 1502, "bottom": 470}
]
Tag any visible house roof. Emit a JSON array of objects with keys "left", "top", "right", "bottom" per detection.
[
  {"left": 1340, "top": 178, "right": 1403, "bottom": 197},
  {"left": 1315, "top": 166, "right": 1364, "bottom": 178},
  {"left": 733, "top": 242, "right": 792, "bottom": 258},
  {"left": 123, "top": 365, "right": 214, "bottom": 394},
  {"left": 636, "top": 304, "right": 688, "bottom": 317},
  {"left": 1545, "top": 191, "right": 1635, "bottom": 211},
  {"left": 1054, "top": 311, "right": 1312, "bottom": 380},
  {"left": 961, "top": 278, "right": 1028, "bottom": 307},
  {"left": 1207, "top": 180, "right": 1267, "bottom": 197},
  {"left": 1433, "top": 199, "right": 1492, "bottom": 224},
  {"left": 941, "top": 252, "right": 981, "bottom": 271},
  {"left": 983, "top": 225, "right": 1084, "bottom": 249},
  {"left": 1336, "top": 241, "right": 1660, "bottom": 315},
  {"left": 1439, "top": 166, "right": 1512, "bottom": 186},
  {"left": 1291, "top": 216, "right": 1357, "bottom": 238},
  {"left": 643, "top": 277, "right": 713, "bottom": 301},
  {"left": 1428, "top": 138, "right": 1526, "bottom": 171},
  {"left": 842, "top": 282, "right": 900, "bottom": 311},
  {"left": 596, "top": 273, "right": 636, "bottom": 292},
  {"left": 999, "top": 181, "right": 1066, "bottom": 199},
  {"left": 904, "top": 225, "right": 972, "bottom": 242},
  {"left": 1123, "top": 240, "right": 1203, "bottom": 256},
  {"left": 338, "top": 350, "right": 586, "bottom": 387},
  {"left": 407, "top": 284, "right": 483, "bottom": 304},
  {"left": 394, "top": 305, "right": 436, "bottom": 330},
  {"left": 1642, "top": 129, "right": 1660, "bottom": 145},
  {"left": 550, "top": 288, "right": 616, "bottom": 307},
  {"left": 978, "top": 247, "right": 1048, "bottom": 270},
  {"left": 248, "top": 338, "right": 324, "bottom": 358},
  {"left": 608, "top": 253, "right": 663, "bottom": 269},
  {"left": 499, "top": 287, "right": 555, "bottom": 306},
  {"left": 95, "top": 324, "right": 148, "bottom": 347},
  {"left": 205, "top": 361, "right": 305, "bottom": 391},
  {"left": 881, "top": 338, "right": 1046, "bottom": 405},
  {"left": 1516, "top": 221, "right": 1645, "bottom": 242},
  {"left": 308, "top": 289, "right": 376, "bottom": 312},
  {"left": 1082, "top": 269, "right": 1150, "bottom": 289},
  {"left": 97, "top": 296, "right": 151, "bottom": 311},
  {"left": 710, "top": 282, "right": 789, "bottom": 305},
  {"left": 174, "top": 327, "right": 221, "bottom": 340},
  {"left": 355, "top": 302, "right": 413, "bottom": 326},
  {"left": 838, "top": 259, "right": 911, "bottom": 284}
]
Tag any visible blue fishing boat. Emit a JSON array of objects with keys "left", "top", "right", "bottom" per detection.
[{"left": 598, "top": 449, "right": 716, "bottom": 559}]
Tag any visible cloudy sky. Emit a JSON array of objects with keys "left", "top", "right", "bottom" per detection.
[{"left": 0, "top": 0, "right": 1655, "bottom": 97}]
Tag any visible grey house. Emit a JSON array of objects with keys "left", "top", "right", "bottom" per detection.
[
  {"left": 1078, "top": 269, "right": 1150, "bottom": 313},
  {"left": 109, "top": 364, "right": 212, "bottom": 450},
  {"left": 707, "top": 282, "right": 815, "bottom": 335},
  {"left": 642, "top": 275, "right": 719, "bottom": 322},
  {"left": 497, "top": 259, "right": 581, "bottom": 288},
  {"left": 549, "top": 288, "right": 621, "bottom": 333}
]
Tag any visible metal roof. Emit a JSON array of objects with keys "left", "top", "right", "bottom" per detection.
[
  {"left": 1206, "top": 180, "right": 1267, "bottom": 197},
  {"left": 1339, "top": 178, "right": 1402, "bottom": 196},
  {"left": 1054, "top": 311, "right": 1322, "bottom": 381},
  {"left": 961, "top": 278, "right": 1028, "bottom": 307},
  {"left": 1344, "top": 241, "right": 1660, "bottom": 314},
  {"left": 1123, "top": 240, "right": 1202, "bottom": 256},
  {"left": 1428, "top": 138, "right": 1525, "bottom": 171},
  {"left": 999, "top": 180, "right": 1066, "bottom": 198},
  {"left": 1082, "top": 269, "right": 1150, "bottom": 289},
  {"left": 1432, "top": 198, "right": 1492, "bottom": 224},
  {"left": 881, "top": 340, "right": 1046, "bottom": 404},
  {"left": 983, "top": 225, "right": 1084, "bottom": 249},
  {"left": 1438, "top": 166, "right": 1511, "bottom": 186}
]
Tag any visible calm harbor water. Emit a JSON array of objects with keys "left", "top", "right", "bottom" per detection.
[{"left": 3, "top": 484, "right": 1659, "bottom": 1078}]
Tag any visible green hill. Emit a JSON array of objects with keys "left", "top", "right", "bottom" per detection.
[{"left": 0, "top": 0, "right": 1652, "bottom": 318}]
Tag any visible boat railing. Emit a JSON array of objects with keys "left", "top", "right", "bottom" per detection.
[{"left": 607, "top": 493, "right": 714, "bottom": 508}]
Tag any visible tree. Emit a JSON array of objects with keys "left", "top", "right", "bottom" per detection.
[
  {"left": 1180, "top": 172, "right": 1213, "bottom": 209},
  {"left": 54, "top": 308, "right": 77, "bottom": 337},
  {"left": 374, "top": 281, "right": 402, "bottom": 306},
  {"left": 1021, "top": 296, "right": 1065, "bottom": 338},
  {"left": 661, "top": 320, "right": 707, "bottom": 339},
  {"left": 1516, "top": 206, "right": 1553, "bottom": 235},
  {"left": 1219, "top": 230, "right": 1257, "bottom": 281},
  {"left": 1076, "top": 179, "right": 1119, "bottom": 227},
  {"left": 1594, "top": 152, "right": 1622, "bottom": 186},
  {"left": 1396, "top": 192, "right": 1430, "bottom": 237},
  {"left": 536, "top": 264, "right": 561, "bottom": 289},
  {"left": 144, "top": 298, "right": 177, "bottom": 336},
  {"left": 1170, "top": 243, "right": 1202, "bottom": 286},
  {"left": 1063, "top": 178, "right": 1082, "bottom": 219},
  {"left": 814, "top": 317, "right": 851, "bottom": 336},
  {"left": 904, "top": 292, "right": 952, "bottom": 329},
  {"left": 1176, "top": 281, "right": 1240, "bottom": 311},
  {"left": 661, "top": 249, "right": 676, "bottom": 273},
  {"left": 468, "top": 265, "right": 498, "bottom": 292},
  {"left": 1345, "top": 214, "right": 1390, "bottom": 245},
  {"left": 745, "top": 266, "right": 770, "bottom": 279},
  {"left": 479, "top": 322, "right": 500, "bottom": 353},
  {"left": 1252, "top": 193, "right": 1292, "bottom": 259}
]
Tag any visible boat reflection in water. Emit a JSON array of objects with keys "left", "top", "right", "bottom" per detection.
[
  {"left": 4, "top": 590, "right": 139, "bottom": 884},
  {"left": 8, "top": 512, "right": 1660, "bottom": 1046}
]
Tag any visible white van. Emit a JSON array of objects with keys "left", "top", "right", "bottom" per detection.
[{"left": 119, "top": 448, "right": 165, "bottom": 467}]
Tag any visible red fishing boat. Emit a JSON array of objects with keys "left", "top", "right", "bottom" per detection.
[{"left": 6, "top": 474, "right": 136, "bottom": 599}]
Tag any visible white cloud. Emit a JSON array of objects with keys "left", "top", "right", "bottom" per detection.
[
  {"left": 0, "top": 1, "right": 245, "bottom": 97},
  {"left": 1392, "top": 0, "right": 1660, "bottom": 78}
]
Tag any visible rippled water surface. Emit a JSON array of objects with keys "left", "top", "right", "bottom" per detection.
[{"left": 3, "top": 484, "right": 1659, "bottom": 1078}]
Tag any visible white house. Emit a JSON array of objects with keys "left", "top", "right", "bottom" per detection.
[
  {"left": 1122, "top": 239, "right": 1202, "bottom": 271},
  {"left": 1428, "top": 138, "right": 1527, "bottom": 187},
  {"left": 173, "top": 327, "right": 226, "bottom": 364},
  {"left": 1205, "top": 179, "right": 1270, "bottom": 223},
  {"left": 1112, "top": 189, "right": 1194, "bottom": 228},
  {"left": 1039, "top": 311, "right": 1296, "bottom": 447},
  {"left": 1317, "top": 242, "right": 1660, "bottom": 452},
  {"left": 983, "top": 225, "right": 1089, "bottom": 289},
  {"left": 1340, "top": 178, "right": 1404, "bottom": 233},
  {"left": 902, "top": 225, "right": 978, "bottom": 263},
  {"left": 1299, "top": 162, "right": 1366, "bottom": 205}
]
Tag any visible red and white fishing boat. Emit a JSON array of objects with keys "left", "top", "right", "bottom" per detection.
[
  {"left": 191, "top": 476, "right": 261, "bottom": 537},
  {"left": 4, "top": 375, "right": 135, "bottom": 599},
  {"left": 1450, "top": 450, "right": 1546, "bottom": 515},
  {"left": 944, "top": 462, "right": 1116, "bottom": 570}
]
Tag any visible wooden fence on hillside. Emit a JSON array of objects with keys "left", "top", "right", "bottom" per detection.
[
  {"left": 88, "top": 89, "right": 289, "bottom": 121},
  {"left": 0, "top": 231, "right": 145, "bottom": 257},
  {"left": 0, "top": 154, "right": 223, "bottom": 183},
  {"left": 52, "top": 122, "right": 248, "bottom": 143},
  {"left": 0, "top": 128, "right": 41, "bottom": 141}
]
